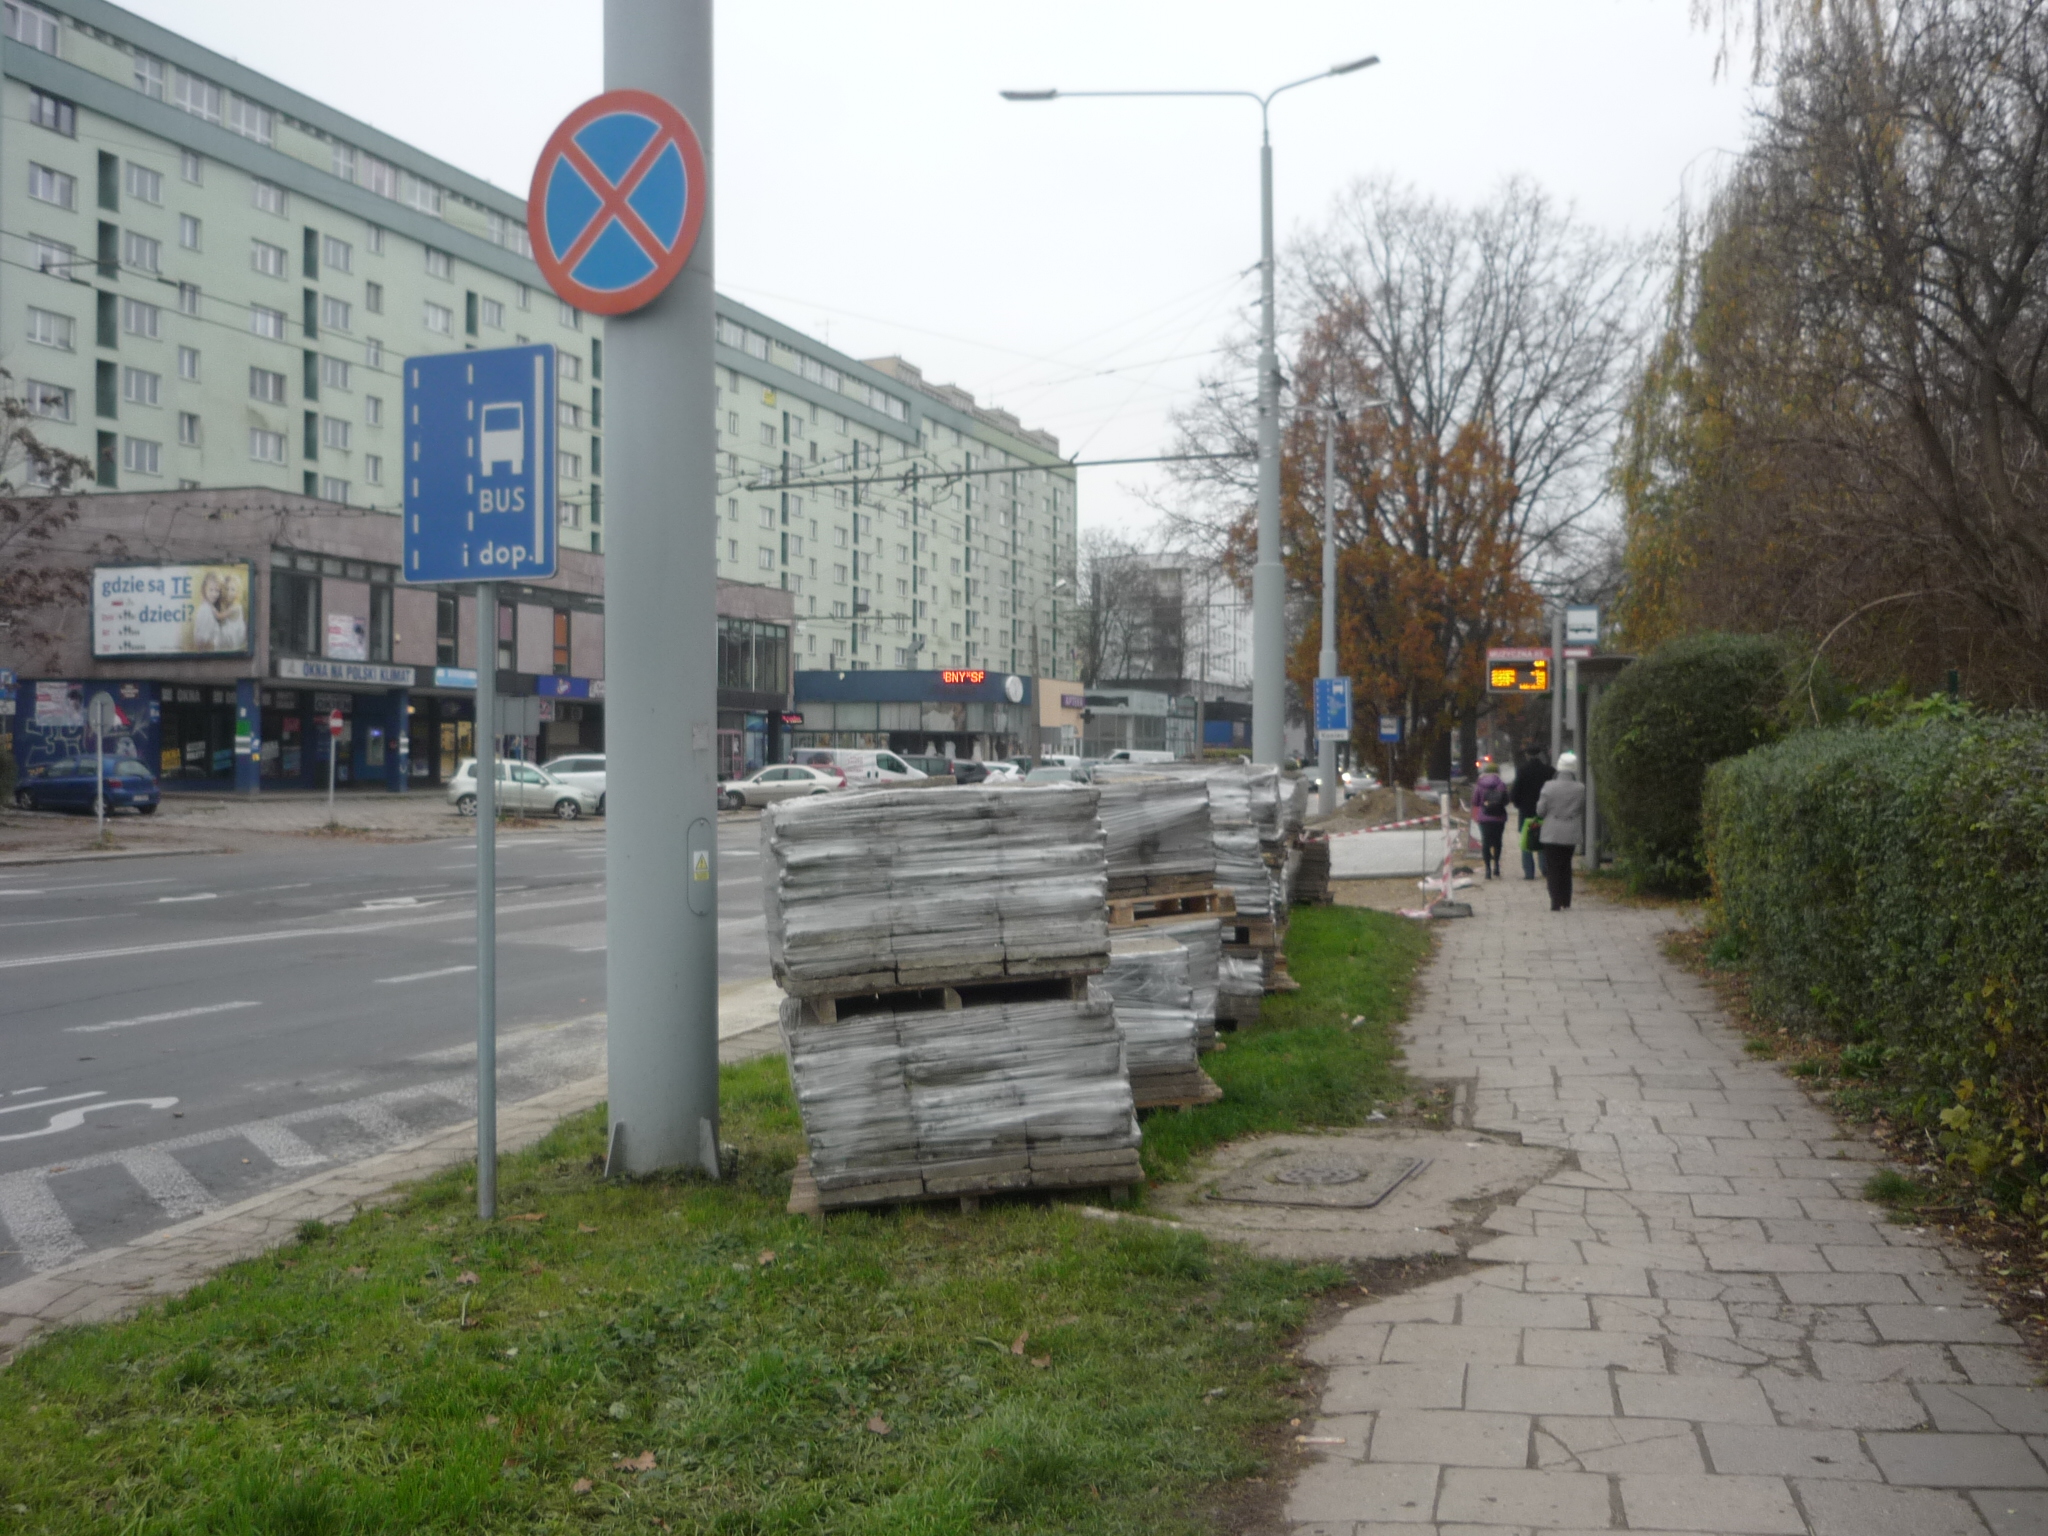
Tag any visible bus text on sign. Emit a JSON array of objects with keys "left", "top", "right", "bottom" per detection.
[
  {"left": 940, "top": 669, "right": 987, "bottom": 685},
  {"left": 1486, "top": 648, "right": 1552, "bottom": 695}
]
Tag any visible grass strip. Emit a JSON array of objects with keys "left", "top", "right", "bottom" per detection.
[{"left": 0, "top": 904, "right": 1431, "bottom": 1534}]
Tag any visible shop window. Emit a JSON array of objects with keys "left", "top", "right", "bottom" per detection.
[
  {"left": 552, "top": 610, "right": 570, "bottom": 675},
  {"left": 436, "top": 591, "right": 458, "bottom": 666},
  {"left": 269, "top": 567, "right": 319, "bottom": 656}
]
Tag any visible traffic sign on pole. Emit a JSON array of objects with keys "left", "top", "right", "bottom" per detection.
[
  {"left": 1378, "top": 713, "right": 1402, "bottom": 745},
  {"left": 326, "top": 710, "right": 343, "bottom": 737},
  {"left": 529, "top": 89, "right": 706, "bottom": 316},
  {"left": 403, "top": 346, "right": 558, "bottom": 583},
  {"left": 1313, "top": 676, "right": 1352, "bottom": 741}
]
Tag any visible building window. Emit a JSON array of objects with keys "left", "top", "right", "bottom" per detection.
[
  {"left": 424, "top": 247, "right": 451, "bottom": 280},
  {"left": 727, "top": 539, "right": 738, "bottom": 562},
  {"left": 121, "top": 366, "right": 159, "bottom": 406},
  {"left": 558, "top": 450, "right": 581, "bottom": 480},
  {"left": 497, "top": 601, "right": 515, "bottom": 670},
  {"left": 320, "top": 355, "right": 351, "bottom": 392},
  {"left": 123, "top": 231, "right": 161, "bottom": 274},
  {"left": 560, "top": 300, "right": 582, "bottom": 330},
  {"left": 251, "top": 239, "right": 288, "bottom": 278},
  {"left": 365, "top": 225, "right": 384, "bottom": 255},
  {"left": 178, "top": 283, "right": 201, "bottom": 316},
  {"left": 558, "top": 400, "right": 584, "bottom": 429},
  {"left": 122, "top": 436, "right": 161, "bottom": 475},
  {"left": 322, "top": 234, "right": 352, "bottom": 273},
  {"left": 124, "top": 163, "right": 161, "bottom": 204},
  {"left": 250, "top": 428, "right": 286, "bottom": 463},
  {"left": 757, "top": 547, "right": 774, "bottom": 571},
  {"left": 365, "top": 453, "right": 382, "bottom": 484},
  {"left": 423, "top": 302, "right": 452, "bottom": 335},
  {"left": 321, "top": 416, "right": 350, "bottom": 450},
  {"left": 320, "top": 295, "right": 351, "bottom": 332},
  {"left": 5, "top": 2, "right": 60, "bottom": 54},
  {"left": 365, "top": 280, "right": 384, "bottom": 315},
  {"left": 27, "top": 162, "right": 74, "bottom": 209},
  {"left": 178, "top": 213, "right": 201, "bottom": 251},
  {"left": 368, "top": 582, "right": 391, "bottom": 660},
  {"left": 479, "top": 296, "right": 504, "bottom": 330},
  {"left": 24, "top": 380, "right": 71, "bottom": 421},
  {"left": 435, "top": 591, "right": 458, "bottom": 665},
  {"left": 179, "top": 149, "right": 202, "bottom": 184},
  {"left": 364, "top": 395, "right": 383, "bottom": 426},
  {"left": 251, "top": 305, "right": 286, "bottom": 340},
  {"left": 178, "top": 411, "right": 199, "bottom": 446},
  {"left": 269, "top": 567, "right": 319, "bottom": 655},
  {"left": 517, "top": 283, "right": 531, "bottom": 311},
  {"left": 759, "top": 505, "right": 775, "bottom": 529},
  {"left": 558, "top": 352, "right": 582, "bottom": 382},
  {"left": 321, "top": 476, "right": 349, "bottom": 503},
  {"left": 552, "top": 610, "right": 570, "bottom": 674},
  {"left": 29, "top": 236, "right": 74, "bottom": 276},
  {"left": 250, "top": 367, "right": 286, "bottom": 403},
  {"left": 25, "top": 307, "right": 73, "bottom": 350},
  {"left": 251, "top": 178, "right": 286, "bottom": 216},
  {"left": 121, "top": 298, "right": 160, "bottom": 339},
  {"left": 364, "top": 338, "right": 383, "bottom": 369},
  {"left": 225, "top": 94, "right": 273, "bottom": 146},
  {"left": 29, "top": 89, "right": 74, "bottom": 135}
]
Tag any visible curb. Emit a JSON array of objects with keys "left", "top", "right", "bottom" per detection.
[{"left": 0, "top": 846, "right": 232, "bottom": 869}]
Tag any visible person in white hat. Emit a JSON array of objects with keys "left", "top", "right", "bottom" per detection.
[{"left": 1534, "top": 752, "right": 1587, "bottom": 911}]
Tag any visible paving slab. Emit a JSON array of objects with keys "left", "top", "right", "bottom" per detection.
[{"left": 1280, "top": 875, "right": 2043, "bottom": 1535}]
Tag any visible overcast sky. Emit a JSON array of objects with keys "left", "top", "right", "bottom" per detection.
[{"left": 120, "top": 0, "right": 1757, "bottom": 538}]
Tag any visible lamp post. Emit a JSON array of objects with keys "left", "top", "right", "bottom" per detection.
[{"left": 1002, "top": 53, "right": 1379, "bottom": 768}]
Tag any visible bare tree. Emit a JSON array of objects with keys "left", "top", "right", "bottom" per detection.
[
  {"left": 0, "top": 374, "right": 95, "bottom": 672},
  {"left": 1074, "top": 530, "right": 1187, "bottom": 685}
]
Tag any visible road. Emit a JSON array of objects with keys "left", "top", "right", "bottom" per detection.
[{"left": 0, "top": 815, "right": 770, "bottom": 1284}]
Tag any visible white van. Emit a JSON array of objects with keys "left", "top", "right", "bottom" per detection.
[
  {"left": 1103, "top": 749, "right": 1180, "bottom": 765},
  {"left": 794, "top": 747, "right": 928, "bottom": 784}
]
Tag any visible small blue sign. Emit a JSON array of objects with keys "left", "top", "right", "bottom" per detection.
[
  {"left": 1378, "top": 713, "right": 1402, "bottom": 745},
  {"left": 1313, "top": 676, "right": 1352, "bottom": 737},
  {"left": 403, "top": 345, "right": 557, "bottom": 583}
]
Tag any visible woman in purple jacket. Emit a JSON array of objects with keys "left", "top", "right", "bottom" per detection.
[{"left": 1473, "top": 758, "right": 1510, "bottom": 879}]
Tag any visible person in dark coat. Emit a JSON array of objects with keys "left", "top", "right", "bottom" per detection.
[
  {"left": 1473, "top": 758, "right": 1510, "bottom": 879},
  {"left": 1509, "top": 748, "right": 1554, "bottom": 881},
  {"left": 1534, "top": 752, "right": 1587, "bottom": 911}
]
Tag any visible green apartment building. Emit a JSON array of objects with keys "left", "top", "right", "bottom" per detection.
[{"left": 0, "top": 0, "right": 1078, "bottom": 682}]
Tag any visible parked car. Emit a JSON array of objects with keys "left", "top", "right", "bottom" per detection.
[
  {"left": 446, "top": 759, "right": 601, "bottom": 820},
  {"left": 981, "top": 761, "right": 1023, "bottom": 782},
  {"left": 793, "top": 747, "right": 927, "bottom": 785},
  {"left": 14, "top": 756, "right": 160, "bottom": 814},
  {"left": 1102, "top": 748, "right": 1179, "bottom": 765},
  {"left": 899, "top": 753, "right": 955, "bottom": 779},
  {"left": 540, "top": 752, "right": 606, "bottom": 813},
  {"left": 720, "top": 763, "right": 843, "bottom": 809},
  {"left": 1023, "top": 764, "right": 1092, "bottom": 784}
]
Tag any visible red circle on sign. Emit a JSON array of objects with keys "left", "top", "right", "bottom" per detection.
[{"left": 527, "top": 89, "right": 706, "bottom": 317}]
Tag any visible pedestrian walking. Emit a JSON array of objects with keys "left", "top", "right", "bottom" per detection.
[
  {"left": 1473, "top": 757, "right": 1510, "bottom": 879},
  {"left": 1534, "top": 751, "right": 1587, "bottom": 911},
  {"left": 1509, "top": 748, "right": 1554, "bottom": 881}
]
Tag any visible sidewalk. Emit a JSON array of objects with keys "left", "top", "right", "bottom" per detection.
[{"left": 1287, "top": 875, "right": 2045, "bottom": 1535}]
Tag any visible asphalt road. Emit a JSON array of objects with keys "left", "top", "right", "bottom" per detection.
[{"left": 0, "top": 815, "right": 769, "bottom": 1284}]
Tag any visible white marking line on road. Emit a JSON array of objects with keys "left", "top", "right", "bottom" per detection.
[
  {"left": 0, "top": 891, "right": 46, "bottom": 897},
  {"left": 9, "top": 1087, "right": 48, "bottom": 1095},
  {"left": 0, "top": 1169, "right": 86, "bottom": 1270},
  {"left": 68, "top": 1000, "right": 262, "bottom": 1035},
  {"left": 154, "top": 893, "right": 218, "bottom": 904},
  {"left": 33, "top": 877, "right": 178, "bottom": 894},
  {"left": 0, "top": 891, "right": 606, "bottom": 972},
  {"left": 0, "top": 915, "right": 103, "bottom": 930},
  {"left": 239, "top": 1121, "right": 327, "bottom": 1169},
  {"left": 259, "top": 882, "right": 315, "bottom": 892},
  {"left": 573, "top": 944, "right": 606, "bottom": 952},
  {"left": 0, "top": 1091, "right": 103, "bottom": 1118},
  {"left": 375, "top": 964, "right": 476, "bottom": 984},
  {"left": 0, "top": 1097, "right": 177, "bottom": 1143},
  {"left": 119, "top": 1146, "right": 216, "bottom": 1221}
]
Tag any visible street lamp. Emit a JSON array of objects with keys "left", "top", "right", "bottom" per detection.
[{"left": 1002, "top": 54, "right": 1380, "bottom": 768}]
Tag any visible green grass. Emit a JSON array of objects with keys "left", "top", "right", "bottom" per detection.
[
  {"left": 1137, "top": 905, "right": 1434, "bottom": 1181},
  {"left": 1864, "top": 1168, "right": 1932, "bottom": 1212},
  {"left": 0, "top": 905, "right": 1435, "bottom": 1534}
]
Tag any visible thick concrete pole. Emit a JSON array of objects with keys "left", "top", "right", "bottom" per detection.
[
  {"left": 605, "top": 0, "right": 720, "bottom": 1176},
  {"left": 1252, "top": 136, "right": 1285, "bottom": 768},
  {"left": 1548, "top": 607, "right": 1565, "bottom": 762},
  {"left": 1317, "top": 408, "right": 1338, "bottom": 815}
]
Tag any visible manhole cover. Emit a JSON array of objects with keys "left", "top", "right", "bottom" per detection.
[{"left": 1208, "top": 1152, "right": 1429, "bottom": 1209}]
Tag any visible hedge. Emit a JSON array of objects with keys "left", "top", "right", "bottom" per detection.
[
  {"left": 1703, "top": 712, "right": 2048, "bottom": 1217},
  {"left": 1590, "top": 631, "right": 1795, "bottom": 893}
]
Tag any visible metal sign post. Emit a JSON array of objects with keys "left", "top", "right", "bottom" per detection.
[
  {"left": 475, "top": 584, "right": 497, "bottom": 1218},
  {"left": 1313, "top": 676, "right": 1351, "bottom": 814},
  {"left": 325, "top": 709, "right": 342, "bottom": 817},
  {"left": 87, "top": 693, "right": 117, "bottom": 837},
  {"left": 546, "top": 1, "right": 719, "bottom": 1177}
]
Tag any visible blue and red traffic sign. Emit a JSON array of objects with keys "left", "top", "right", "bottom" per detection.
[{"left": 528, "top": 89, "right": 705, "bottom": 316}]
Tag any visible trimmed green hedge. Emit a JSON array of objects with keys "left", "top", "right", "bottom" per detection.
[
  {"left": 1704, "top": 713, "right": 2048, "bottom": 1216},
  {"left": 1590, "top": 632, "right": 1794, "bottom": 893}
]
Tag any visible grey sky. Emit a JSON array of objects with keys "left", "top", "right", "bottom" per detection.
[{"left": 117, "top": 0, "right": 1755, "bottom": 537}]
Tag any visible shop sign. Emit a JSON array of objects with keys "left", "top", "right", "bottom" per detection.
[
  {"left": 779, "top": 711, "right": 804, "bottom": 726},
  {"left": 433, "top": 667, "right": 479, "bottom": 690},
  {"left": 1061, "top": 694, "right": 1085, "bottom": 710},
  {"left": 277, "top": 658, "right": 414, "bottom": 686},
  {"left": 91, "top": 562, "right": 255, "bottom": 659},
  {"left": 536, "top": 675, "right": 603, "bottom": 700}
]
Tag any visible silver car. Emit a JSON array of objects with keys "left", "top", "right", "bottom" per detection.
[
  {"left": 541, "top": 752, "right": 606, "bottom": 813},
  {"left": 720, "top": 763, "right": 842, "bottom": 810},
  {"left": 446, "top": 759, "right": 602, "bottom": 820}
]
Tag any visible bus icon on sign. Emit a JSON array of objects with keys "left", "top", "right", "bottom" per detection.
[{"left": 479, "top": 402, "right": 525, "bottom": 476}]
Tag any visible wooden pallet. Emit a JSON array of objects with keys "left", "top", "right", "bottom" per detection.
[
  {"left": 1107, "top": 888, "right": 1234, "bottom": 928},
  {"left": 1132, "top": 1067, "right": 1225, "bottom": 1111},
  {"left": 790, "top": 971, "right": 1092, "bottom": 1026},
  {"left": 1224, "top": 915, "right": 1280, "bottom": 948},
  {"left": 1215, "top": 991, "right": 1262, "bottom": 1027},
  {"left": 787, "top": 1152, "right": 1138, "bottom": 1220},
  {"left": 1106, "top": 870, "right": 1218, "bottom": 899}
]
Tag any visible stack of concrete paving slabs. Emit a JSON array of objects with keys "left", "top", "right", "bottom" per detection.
[
  {"left": 1149, "top": 912, "right": 1222, "bottom": 1051},
  {"left": 1218, "top": 951, "right": 1265, "bottom": 1021},
  {"left": 781, "top": 994, "right": 1142, "bottom": 1208},
  {"left": 763, "top": 784, "right": 1109, "bottom": 994},
  {"left": 1098, "top": 934, "right": 1220, "bottom": 1107},
  {"left": 1292, "top": 831, "right": 1332, "bottom": 906},
  {"left": 1095, "top": 775, "right": 1217, "bottom": 896}
]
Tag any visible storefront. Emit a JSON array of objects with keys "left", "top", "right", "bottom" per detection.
[{"left": 792, "top": 669, "right": 1036, "bottom": 761}]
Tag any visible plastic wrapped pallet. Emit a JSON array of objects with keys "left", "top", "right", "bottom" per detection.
[
  {"left": 781, "top": 993, "right": 1141, "bottom": 1207},
  {"left": 1097, "top": 934, "right": 1217, "bottom": 1106},
  {"left": 763, "top": 784, "right": 1108, "bottom": 994},
  {"left": 1096, "top": 762, "right": 1279, "bottom": 920},
  {"left": 1095, "top": 776, "right": 1216, "bottom": 894},
  {"left": 1150, "top": 912, "right": 1221, "bottom": 1050}
]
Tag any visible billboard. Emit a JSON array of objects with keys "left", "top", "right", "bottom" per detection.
[{"left": 92, "top": 563, "right": 255, "bottom": 658}]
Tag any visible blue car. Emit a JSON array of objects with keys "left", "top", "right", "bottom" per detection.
[{"left": 15, "top": 756, "right": 161, "bottom": 815}]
